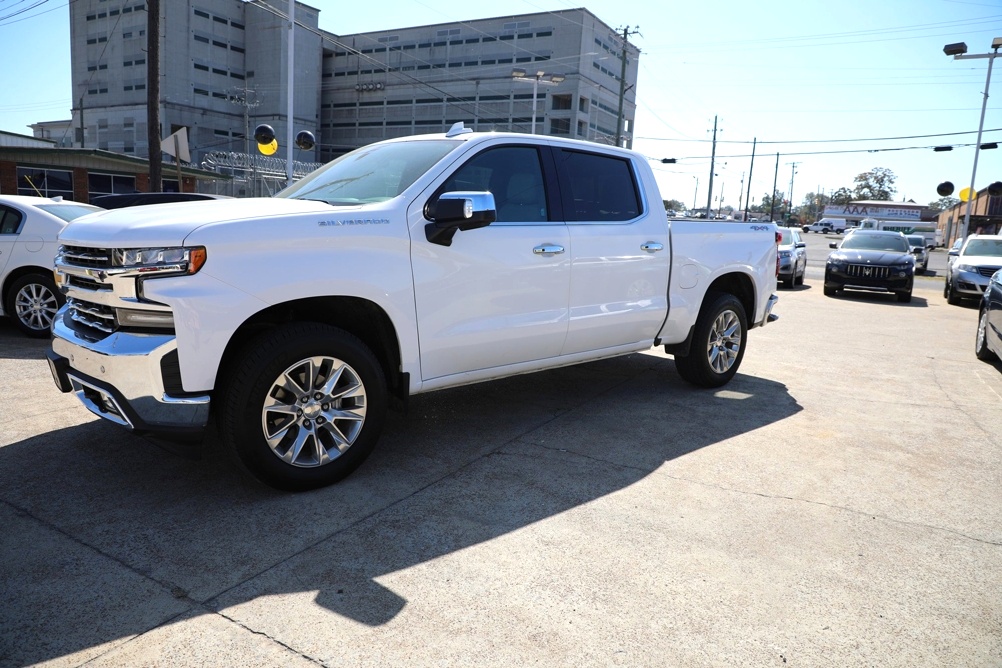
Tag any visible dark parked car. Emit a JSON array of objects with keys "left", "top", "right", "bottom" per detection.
[
  {"left": 976, "top": 268, "right": 1002, "bottom": 364},
  {"left": 89, "top": 192, "right": 230, "bottom": 209},
  {"left": 824, "top": 230, "right": 915, "bottom": 302}
]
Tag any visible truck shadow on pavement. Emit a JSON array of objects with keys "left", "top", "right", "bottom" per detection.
[{"left": 1, "top": 353, "right": 800, "bottom": 665}]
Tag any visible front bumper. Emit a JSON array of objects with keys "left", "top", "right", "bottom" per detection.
[
  {"left": 825, "top": 266, "right": 913, "bottom": 293},
  {"left": 952, "top": 270, "right": 991, "bottom": 297},
  {"left": 48, "top": 309, "right": 210, "bottom": 435}
]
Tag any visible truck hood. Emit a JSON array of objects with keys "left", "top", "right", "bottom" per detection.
[{"left": 59, "top": 197, "right": 336, "bottom": 247}]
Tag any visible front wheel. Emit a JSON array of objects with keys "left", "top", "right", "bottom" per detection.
[
  {"left": 975, "top": 310, "right": 998, "bottom": 362},
  {"left": 673, "top": 292, "right": 747, "bottom": 388},
  {"left": 6, "top": 273, "right": 64, "bottom": 337},
  {"left": 946, "top": 278, "right": 962, "bottom": 305},
  {"left": 896, "top": 290, "right": 912, "bottom": 303},
  {"left": 220, "top": 323, "right": 388, "bottom": 491}
]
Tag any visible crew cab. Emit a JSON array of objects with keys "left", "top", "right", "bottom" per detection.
[{"left": 47, "top": 126, "right": 779, "bottom": 490}]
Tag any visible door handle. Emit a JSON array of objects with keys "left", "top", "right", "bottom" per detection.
[
  {"left": 641, "top": 242, "right": 664, "bottom": 252},
  {"left": 533, "top": 244, "right": 565, "bottom": 255}
]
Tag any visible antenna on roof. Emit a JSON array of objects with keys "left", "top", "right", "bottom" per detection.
[{"left": 446, "top": 122, "right": 473, "bottom": 138}]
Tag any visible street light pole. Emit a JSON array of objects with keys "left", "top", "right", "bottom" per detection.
[
  {"left": 512, "top": 69, "right": 565, "bottom": 135},
  {"left": 946, "top": 37, "right": 1001, "bottom": 240},
  {"left": 692, "top": 176, "right": 699, "bottom": 212}
]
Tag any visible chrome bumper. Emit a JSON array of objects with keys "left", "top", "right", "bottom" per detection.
[
  {"left": 48, "top": 310, "right": 210, "bottom": 434},
  {"left": 758, "top": 293, "right": 779, "bottom": 327}
]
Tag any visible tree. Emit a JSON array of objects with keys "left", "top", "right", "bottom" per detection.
[
  {"left": 758, "top": 190, "right": 786, "bottom": 217},
  {"left": 663, "top": 199, "right": 686, "bottom": 213},
  {"left": 928, "top": 196, "right": 960, "bottom": 212},
  {"left": 852, "top": 167, "right": 897, "bottom": 201},
  {"left": 830, "top": 187, "right": 854, "bottom": 205}
]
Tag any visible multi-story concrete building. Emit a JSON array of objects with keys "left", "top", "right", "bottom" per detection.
[{"left": 65, "top": 1, "right": 638, "bottom": 172}]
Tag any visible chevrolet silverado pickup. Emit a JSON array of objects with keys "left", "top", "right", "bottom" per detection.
[{"left": 48, "top": 125, "right": 779, "bottom": 490}]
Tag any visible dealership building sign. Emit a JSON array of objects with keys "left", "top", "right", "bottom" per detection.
[{"left": 823, "top": 203, "right": 923, "bottom": 221}]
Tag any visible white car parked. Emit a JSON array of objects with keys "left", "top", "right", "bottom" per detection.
[{"left": 0, "top": 195, "right": 103, "bottom": 336}]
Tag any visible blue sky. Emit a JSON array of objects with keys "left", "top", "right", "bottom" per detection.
[{"left": 1, "top": 0, "right": 1001, "bottom": 210}]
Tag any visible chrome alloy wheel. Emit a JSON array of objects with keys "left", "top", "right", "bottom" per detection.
[
  {"left": 977, "top": 311, "right": 989, "bottom": 352},
  {"left": 15, "top": 281, "right": 60, "bottom": 333},
  {"left": 261, "top": 355, "right": 367, "bottom": 467},
  {"left": 706, "top": 309, "right": 742, "bottom": 374}
]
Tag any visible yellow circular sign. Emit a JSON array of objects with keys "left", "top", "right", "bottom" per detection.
[
  {"left": 258, "top": 139, "right": 278, "bottom": 156},
  {"left": 959, "top": 186, "right": 973, "bottom": 202}
]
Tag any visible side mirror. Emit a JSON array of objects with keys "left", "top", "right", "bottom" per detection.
[
  {"left": 948, "top": 249, "right": 960, "bottom": 257},
  {"left": 425, "top": 191, "right": 496, "bottom": 246},
  {"left": 911, "top": 247, "right": 924, "bottom": 255},
  {"left": 795, "top": 242, "right": 806, "bottom": 249},
  {"left": 829, "top": 242, "right": 838, "bottom": 249}
]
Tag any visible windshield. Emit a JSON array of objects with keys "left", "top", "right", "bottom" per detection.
[
  {"left": 840, "top": 234, "right": 909, "bottom": 252},
  {"left": 778, "top": 229, "right": 793, "bottom": 245},
  {"left": 36, "top": 203, "right": 104, "bottom": 222},
  {"left": 963, "top": 238, "right": 1002, "bottom": 257},
  {"left": 906, "top": 236, "right": 924, "bottom": 248},
  {"left": 275, "top": 140, "right": 461, "bottom": 205}
]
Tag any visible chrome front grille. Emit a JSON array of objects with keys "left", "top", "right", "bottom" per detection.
[
  {"left": 67, "top": 275, "right": 111, "bottom": 291},
  {"left": 846, "top": 264, "right": 890, "bottom": 280},
  {"left": 67, "top": 298, "right": 117, "bottom": 333},
  {"left": 60, "top": 245, "right": 115, "bottom": 269}
]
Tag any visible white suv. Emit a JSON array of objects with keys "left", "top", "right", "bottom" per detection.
[
  {"left": 803, "top": 218, "right": 849, "bottom": 234},
  {"left": 0, "top": 195, "right": 103, "bottom": 336}
]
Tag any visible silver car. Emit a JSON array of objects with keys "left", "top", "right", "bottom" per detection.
[
  {"left": 777, "top": 227, "right": 807, "bottom": 288},
  {"left": 945, "top": 235, "right": 1002, "bottom": 305},
  {"left": 906, "top": 234, "right": 929, "bottom": 274}
]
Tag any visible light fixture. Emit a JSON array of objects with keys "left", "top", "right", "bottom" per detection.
[{"left": 943, "top": 42, "right": 968, "bottom": 56}]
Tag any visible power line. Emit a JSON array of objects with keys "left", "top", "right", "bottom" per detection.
[{"left": 635, "top": 127, "right": 1002, "bottom": 145}]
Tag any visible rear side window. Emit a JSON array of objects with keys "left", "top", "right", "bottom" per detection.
[
  {"left": 555, "top": 149, "right": 642, "bottom": 222},
  {"left": 0, "top": 206, "right": 24, "bottom": 234}
]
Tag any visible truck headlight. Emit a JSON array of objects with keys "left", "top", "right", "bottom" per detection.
[{"left": 119, "top": 246, "right": 206, "bottom": 275}]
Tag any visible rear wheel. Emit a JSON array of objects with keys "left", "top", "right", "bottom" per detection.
[
  {"left": 6, "top": 273, "right": 63, "bottom": 338},
  {"left": 976, "top": 310, "right": 998, "bottom": 362},
  {"left": 673, "top": 292, "right": 747, "bottom": 388},
  {"left": 220, "top": 323, "right": 387, "bottom": 491}
]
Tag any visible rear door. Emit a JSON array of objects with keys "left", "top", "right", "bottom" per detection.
[{"left": 553, "top": 146, "right": 669, "bottom": 355}]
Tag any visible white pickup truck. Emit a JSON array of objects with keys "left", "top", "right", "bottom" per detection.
[{"left": 48, "top": 126, "right": 779, "bottom": 490}]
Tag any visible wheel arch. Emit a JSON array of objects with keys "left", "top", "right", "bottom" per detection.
[
  {"left": 216, "top": 296, "right": 407, "bottom": 404},
  {"left": 2, "top": 265, "right": 56, "bottom": 305},
  {"left": 705, "top": 271, "right": 756, "bottom": 323}
]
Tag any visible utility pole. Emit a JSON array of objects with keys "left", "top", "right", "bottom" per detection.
[
  {"left": 706, "top": 115, "right": 718, "bottom": 218},
  {"left": 146, "top": 0, "right": 162, "bottom": 192},
  {"left": 769, "top": 152, "right": 779, "bottom": 222},
  {"left": 737, "top": 171, "right": 745, "bottom": 213},
  {"left": 614, "top": 25, "right": 640, "bottom": 148},
  {"left": 744, "top": 138, "right": 756, "bottom": 221},
  {"left": 787, "top": 161, "right": 800, "bottom": 219}
]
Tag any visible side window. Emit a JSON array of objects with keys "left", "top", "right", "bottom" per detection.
[
  {"left": 438, "top": 146, "right": 549, "bottom": 223},
  {"left": 556, "top": 149, "right": 642, "bottom": 222},
  {"left": 0, "top": 206, "right": 25, "bottom": 235}
]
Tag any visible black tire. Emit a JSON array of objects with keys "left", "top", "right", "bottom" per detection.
[
  {"left": 220, "top": 323, "right": 387, "bottom": 491},
  {"left": 782, "top": 275, "right": 793, "bottom": 289},
  {"left": 795, "top": 266, "right": 805, "bottom": 286},
  {"left": 896, "top": 290, "right": 912, "bottom": 303},
  {"left": 975, "top": 310, "right": 998, "bottom": 362},
  {"left": 5, "top": 273, "right": 64, "bottom": 338},
  {"left": 823, "top": 284, "right": 837, "bottom": 297},
  {"left": 673, "top": 292, "right": 747, "bottom": 388},
  {"left": 946, "top": 278, "right": 962, "bottom": 305}
]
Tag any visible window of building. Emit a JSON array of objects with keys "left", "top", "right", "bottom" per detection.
[
  {"left": 551, "top": 94, "right": 572, "bottom": 110},
  {"left": 550, "top": 118, "right": 570, "bottom": 135},
  {"left": 88, "top": 172, "right": 137, "bottom": 198},
  {"left": 17, "top": 168, "right": 73, "bottom": 199}
]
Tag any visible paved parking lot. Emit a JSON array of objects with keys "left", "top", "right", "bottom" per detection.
[{"left": 1, "top": 273, "right": 1000, "bottom": 667}]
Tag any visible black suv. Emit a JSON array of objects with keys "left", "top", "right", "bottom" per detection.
[{"left": 824, "top": 230, "right": 915, "bottom": 302}]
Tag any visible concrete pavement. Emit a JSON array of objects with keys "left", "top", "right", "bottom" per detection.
[{"left": 1, "top": 275, "right": 1000, "bottom": 667}]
